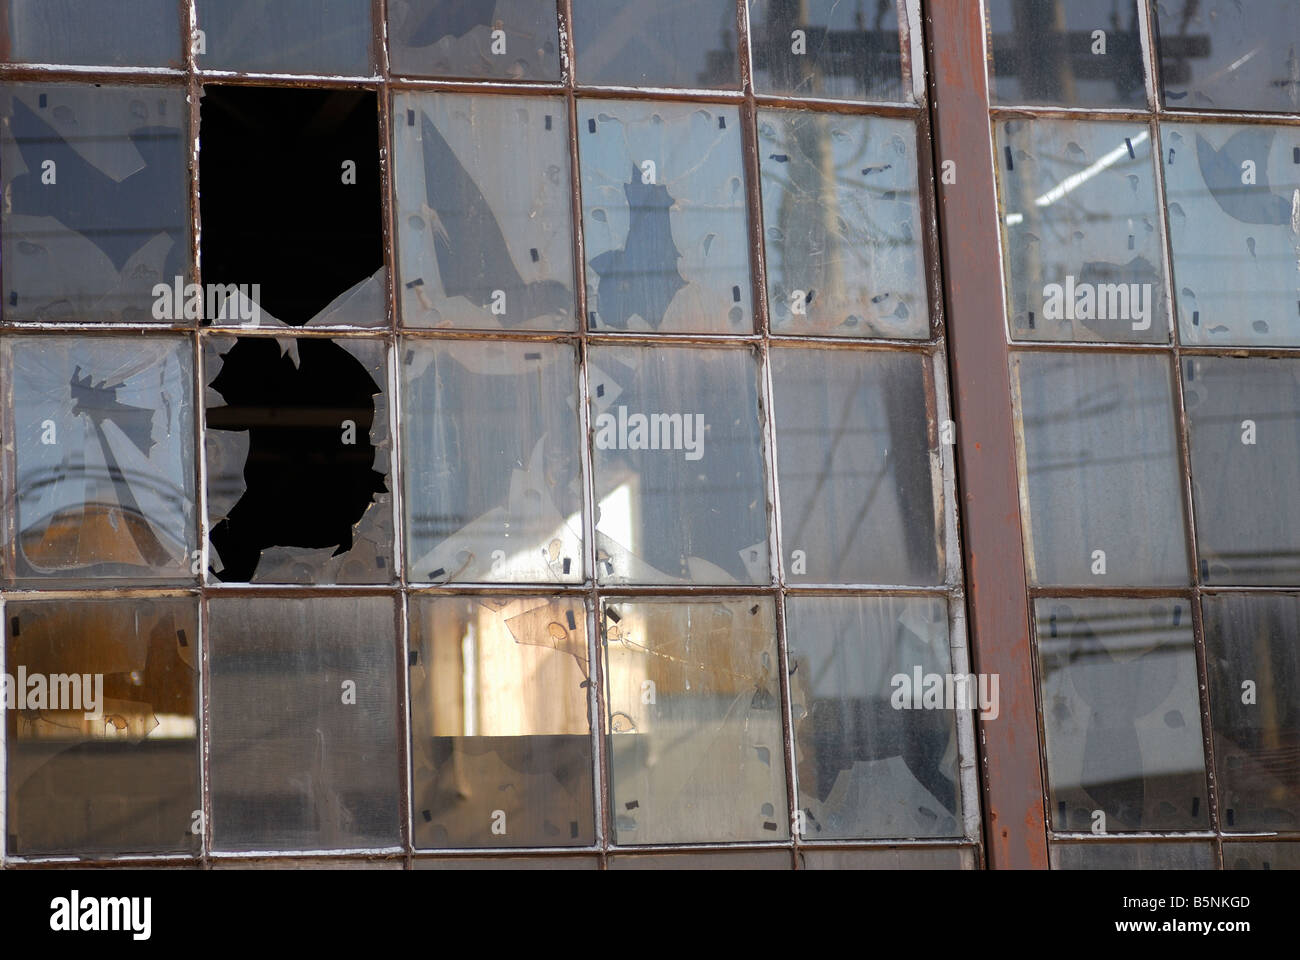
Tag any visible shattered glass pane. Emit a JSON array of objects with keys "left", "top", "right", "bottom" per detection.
[
  {"left": 1163, "top": 123, "right": 1300, "bottom": 347},
  {"left": 759, "top": 111, "right": 927, "bottom": 339},
  {"left": 588, "top": 345, "right": 770, "bottom": 585},
  {"left": 1050, "top": 842, "right": 1214, "bottom": 870},
  {"left": 393, "top": 92, "right": 574, "bottom": 332},
  {"left": 608, "top": 851, "right": 791, "bottom": 869},
  {"left": 572, "top": 0, "right": 739, "bottom": 89},
  {"left": 2, "top": 336, "right": 196, "bottom": 584},
  {"left": 579, "top": 100, "right": 752, "bottom": 334},
  {"left": 401, "top": 340, "right": 583, "bottom": 585},
  {"left": 195, "top": 0, "right": 373, "bottom": 75},
  {"left": 1037, "top": 597, "right": 1209, "bottom": 833},
  {"left": 1011, "top": 351, "right": 1189, "bottom": 587},
  {"left": 207, "top": 596, "right": 400, "bottom": 852},
  {"left": 602, "top": 597, "right": 787, "bottom": 844},
  {"left": 1225, "top": 842, "right": 1300, "bottom": 870},
  {"left": 996, "top": 119, "right": 1169, "bottom": 343},
  {"left": 0, "top": 83, "right": 189, "bottom": 324},
  {"left": 799, "top": 847, "right": 976, "bottom": 870},
  {"left": 387, "top": 0, "right": 560, "bottom": 81},
  {"left": 0, "top": 0, "right": 183, "bottom": 68},
  {"left": 4, "top": 598, "right": 199, "bottom": 857},
  {"left": 409, "top": 597, "right": 595, "bottom": 848},
  {"left": 204, "top": 335, "right": 392, "bottom": 584}
]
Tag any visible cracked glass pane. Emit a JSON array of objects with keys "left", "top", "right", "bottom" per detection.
[
  {"left": 759, "top": 111, "right": 927, "bottom": 339},
  {"left": 799, "top": 847, "right": 976, "bottom": 869},
  {"left": 2, "top": 336, "right": 196, "bottom": 584},
  {"left": 0, "top": 0, "right": 183, "bottom": 67},
  {"left": 578, "top": 100, "right": 752, "bottom": 334},
  {"left": 1050, "top": 842, "right": 1214, "bottom": 869},
  {"left": 572, "top": 0, "right": 738, "bottom": 89},
  {"left": 0, "top": 83, "right": 188, "bottom": 324},
  {"left": 387, "top": 0, "right": 560, "bottom": 81},
  {"left": 204, "top": 335, "right": 392, "bottom": 584},
  {"left": 4, "top": 598, "right": 199, "bottom": 857},
  {"left": 195, "top": 0, "right": 373, "bottom": 75},
  {"left": 207, "top": 596, "right": 400, "bottom": 852},
  {"left": 1225, "top": 842, "right": 1300, "bottom": 870},
  {"left": 393, "top": 92, "right": 574, "bottom": 332},
  {"left": 409, "top": 596, "right": 595, "bottom": 848},
  {"left": 602, "top": 597, "right": 787, "bottom": 844},
  {"left": 1164, "top": 123, "right": 1300, "bottom": 347},
  {"left": 588, "top": 345, "right": 769, "bottom": 585},
  {"left": 1036, "top": 597, "right": 1209, "bottom": 833},
  {"left": 996, "top": 118, "right": 1169, "bottom": 343}
]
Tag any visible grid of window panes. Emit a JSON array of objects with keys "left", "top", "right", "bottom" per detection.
[
  {"left": 988, "top": 0, "right": 1300, "bottom": 870},
  {"left": 0, "top": 1, "right": 980, "bottom": 869}
]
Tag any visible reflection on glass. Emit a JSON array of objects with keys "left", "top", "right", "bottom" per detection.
[
  {"left": 1224, "top": 842, "right": 1300, "bottom": 870},
  {"left": 588, "top": 345, "right": 769, "bottom": 585},
  {"left": 799, "top": 848, "right": 976, "bottom": 870},
  {"left": 759, "top": 111, "right": 927, "bottom": 339},
  {"left": 207, "top": 596, "right": 400, "bottom": 852},
  {"left": 5, "top": 598, "right": 199, "bottom": 857},
  {"left": 572, "top": 0, "right": 738, "bottom": 89},
  {"left": 0, "top": 0, "right": 183, "bottom": 67},
  {"left": 578, "top": 100, "right": 751, "bottom": 334},
  {"left": 401, "top": 341, "right": 584, "bottom": 585},
  {"left": 195, "top": 0, "right": 372, "bottom": 75},
  {"left": 996, "top": 119, "right": 1168, "bottom": 343},
  {"left": 1037, "top": 597, "right": 1208, "bottom": 832},
  {"left": 387, "top": 0, "right": 560, "bottom": 80},
  {"left": 0, "top": 83, "right": 188, "bottom": 324},
  {"left": 603, "top": 597, "right": 787, "bottom": 844},
  {"left": 393, "top": 93, "right": 574, "bottom": 331},
  {"left": 1011, "top": 351, "right": 1188, "bottom": 587},
  {"left": 1050, "top": 842, "right": 1214, "bottom": 869},
  {"left": 409, "top": 597, "right": 594, "bottom": 848}
]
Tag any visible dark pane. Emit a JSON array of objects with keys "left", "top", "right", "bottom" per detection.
[
  {"left": 195, "top": 0, "right": 372, "bottom": 75},
  {"left": 0, "top": 0, "right": 183, "bottom": 68},
  {"left": 1224, "top": 842, "right": 1300, "bottom": 870},
  {"left": 387, "top": 0, "right": 560, "bottom": 80},
  {"left": 608, "top": 851, "right": 791, "bottom": 869},
  {"left": 572, "top": 0, "right": 738, "bottom": 89},
  {"left": 1050, "top": 842, "right": 1214, "bottom": 869},
  {"left": 798, "top": 848, "right": 977, "bottom": 870}
]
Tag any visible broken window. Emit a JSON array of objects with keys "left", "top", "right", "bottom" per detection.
[
  {"left": 0, "top": 0, "right": 184, "bottom": 68},
  {"left": 572, "top": 0, "right": 739, "bottom": 89},
  {"left": 194, "top": 0, "right": 374, "bottom": 76},
  {"left": 1050, "top": 842, "right": 1215, "bottom": 870},
  {"left": 387, "top": 0, "right": 561, "bottom": 81}
]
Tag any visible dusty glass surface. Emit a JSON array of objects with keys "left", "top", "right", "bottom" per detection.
[
  {"left": 578, "top": 100, "right": 751, "bottom": 334},
  {"left": 1050, "top": 842, "right": 1214, "bottom": 870},
  {"left": 986, "top": 0, "right": 1146, "bottom": 107},
  {"left": 1202, "top": 594, "right": 1300, "bottom": 833},
  {"left": 1224, "top": 843, "right": 1300, "bottom": 870},
  {"left": 572, "top": 0, "right": 738, "bottom": 89},
  {"left": 608, "top": 851, "right": 791, "bottom": 869},
  {"left": 1164, "top": 123, "right": 1300, "bottom": 347},
  {"left": 204, "top": 336, "right": 392, "bottom": 584},
  {"left": 996, "top": 119, "right": 1168, "bottom": 343},
  {"left": 409, "top": 597, "right": 594, "bottom": 848},
  {"left": 1184, "top": 357, "right": 1300, "bottom": 584},
  {"left": 787, "top": 596, "right": 961, "bottom": 839},
  {"left": 3, "top": 336, "right": 196, "bottom": 584},
  {"left": 798, "top": 848, "right": 976, "bottom": 870},
  {"left": 0, "top": 83, "right": 188, "bottom": 324},
  {"left": 602, "top": 597, "right": 787, "bottom": 845},
  {"left": 771, "top": 347, "right": 942, "bottom": 585},
  {"left": 588, "top": 345, "right": 769, "bottom": 585},
  {"left": 1011, "top": 351, "right": 1189, "bottom": 587},
  {"left": 1037, "top": 597, "right": 1209, "bottom": 833},
  {"left": 387, "top": 0, "right": 560, "bottom": 80},
  {"left": 4, "top": 598, "right": 199, "bottom": 857},
  {"left": 207, "top": 596, "right": 400, "bottom": 852},
  {"left": 393, "top": 93, "right": 574, "bottom": 331},
  {"left": 401, "top": 341, "right": 583, "bottom": 585},
  {"left": 0, "top": 0, "right": 183, "bottom": 67},
  {"left": 195, "top": 0, "right": 373, "bottom": 75},
  {"left": 759, "top": 111, "right": 927, "bottom": 339},
  {"left": 414, "top": 856, "right": 598, "bottom": 870}
]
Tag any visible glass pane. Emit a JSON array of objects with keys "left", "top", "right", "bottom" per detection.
[
  {"left": 996, "top": 119, "right": 1168, "bottom": 343},
  {"left": 1011, "top": 351, "right": 1189, "bottom": 587},
  {"left": 1224, "top": 842, "right": 1300, "bottom": 870},
  {"left": 204, "top": 336, "right": 393, "bottom": 584},
  {"left": 195, "top": 0, "right": 373, "bottom": 75},
  {"left": 3, "top": 336, "right": 196, "bottom": 584},
  {"left": 1164, "top": 123, "right": 1300, "bottom": 347},
  {"left": 0, "top": 0, "right": 183, "bottom": 68},
  {"left": 5, "top": 598, "right": 199, "bottom": 857},
  {"left": 608, "top": 851, "right": 791, "bottom": 869},
  {"left": 572, "top": 0, "right": 738, "bottom": 89},
  {"left": 758, "top": 110, "right": 927, "bottom": 339},
  {"left": 1037, "top": 597, "right": 1209, "bottom": 833},
  {"left": 0, "top": 83, "right": 188, "bottom": 324},
  {"left": 798, "top": 848, "right": 976, "bottom": 870},
  {"left": 588, "top": 345, "right": 769, "bottom": 585},
  {"left": 409, "top": 597, "right": 595, "bottom": 848},
  {"left": 787, "top": 596, "right": 963, "bottom": 839},
  {"left": 578, "top": 100, "right": 751, "bottom": 334},
  {"left": 772, "top": 348, "right": 942, "bottom": 585},
  {"left": 393, "top": 92, "right": 574, "bottom": 332},
  {"left": 387, "top": 0, "right": 560, "bottom": 81},
  {"left": 1050, "top": 842, "right": 1214, "bottom": 869},
  {"left": 602, "top": 597, "right": 787, "bottom": 845},
  {"left": 207, "top": 596, "right": 400, "bottom": 852},
  {"left": 401, "top": 341, "right": 583, "bottom": 585},
  {"left": 414, "top": 856, "right": 598, "bottom": 870},
  {"left": 1202, "top": 594, "right": 1300, "bottom": 833}
]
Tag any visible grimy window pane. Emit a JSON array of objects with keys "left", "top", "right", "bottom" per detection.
[
  {"left": 771, "top": 348, "right": 942, "bottom": 586},
  {"left": 387, "top": 0, "right": 560, "bottom": 81},
  {"left": 1036, "top": 597, "right": 1209, "bottom": 833},
  {"left": 401, "top": 341, "right": 584, "bottom": 585},
  {"left": 207, "top": 596, "right": 400, "bottom": 852},
  {"left": 758, "top": 110, "right": 928, "bottom": 340},
  {"left": 195, "top": 0, "right": 373, "bottom": 75},
  {"left": 1224, "top": 843, "right": 1300, "bottom": 870},
  {"left": 1050, "top": 842, "right": 1215, "bottom": 870},
  {"left": 787, "top": 596, "right": 963, "bottom": 839},
  {"left": 5, "top": 598, "right": 199, "bottom": 857},
  {"left": 0, "top": 0, "right": 183, "bottom": 68},
  {"left": 579, "top": 100, "right": 751, "bottom": 334},
  {"left": 602, "top": 597, "right": 787, "bottom": 844},
  {"left": 409, "top": 597, "right": 594, "bottom": 848},
  {"left": 1011, "top": 351, "right": 1189, "bottom": 587},
  {"left": 393, "top": 92, "right": 574, "bottom": 332},
  {"left": 798, "top": 848, "right": 977, "bottom": 870},
  {"left": 608, "top": 851, "right": 791, "bottom": 869},
  {"left": 572, "top": 0, "right": 738, "bottom": 89}
]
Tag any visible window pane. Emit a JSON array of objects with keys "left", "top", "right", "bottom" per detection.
[
  {"left": 0, "top": 0, "right": 183, "bottom": 68},
  {"left": 414, "top": 856, "right": 599, "bottom": 870},
  {"left": 387, "top": 0, "right": 560, "bottom": 81},
  {"left": 195, "top": 0, "right": 373, "bottom": 75},
  {"left": 1050, "top": 842, "right": 1214, "bottom": 869},
  {"left": 608, "top": 851, "right": 790, "bottom": 869},
  {"left": 798, "top": 848, "right": 976, "bottom": 870},
  {"left": 572, "top": 0, "right": 738, "bottom": 89},
  {"left": 1224, "top": 842, "right": 1300, "bottom": 870},
  {"left": 603, "top": 597, "right": 787, "bottom": 844}
]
